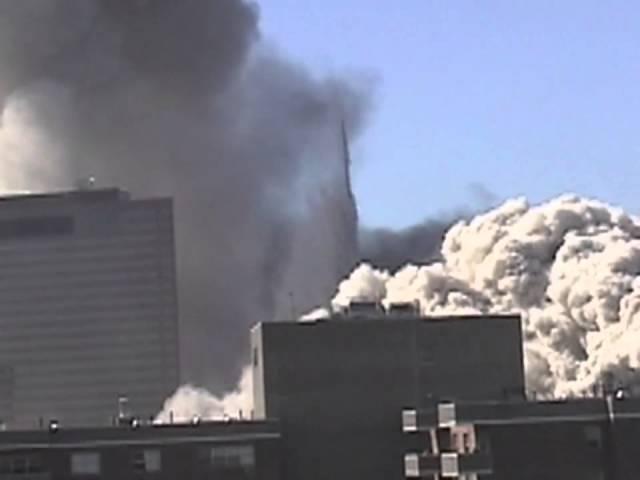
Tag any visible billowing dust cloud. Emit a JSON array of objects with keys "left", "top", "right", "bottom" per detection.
[
  {"left": 0, "top": 0, "right": 369, "bottom": 394},
  {"left": 329, "top": 195, "right": 640, "bottom": 398},
  {"left": 156, "top": 368, "right": 253, "bottom": 423},
  {"left": 161, "top": 194, "right": 640, "bottom": 421}
]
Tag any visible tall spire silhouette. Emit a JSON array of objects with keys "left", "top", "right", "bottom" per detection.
[
  {"left": 332, "top": 116, "right": 359, "bottom": 276},
  {"left": 340, "top": 117, "right": 356, "bottom": 209}
]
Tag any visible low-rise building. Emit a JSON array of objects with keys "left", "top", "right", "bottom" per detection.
[
  {"left": 0, "top": 419, "right": 281, "bottom": 480},
  {"left": 403, "top": 396, "right": 640, "bottom": 480},
  {"left": 252, "top": 312, "right": 526, "bottom": 480}
]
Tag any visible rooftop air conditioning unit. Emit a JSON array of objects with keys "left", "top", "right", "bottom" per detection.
[
  {"left": 387, "top": 301, "right": 421, "bottom": 316},
  {"left": 347, "top": 301, "right": 385, "bottom": 317}
]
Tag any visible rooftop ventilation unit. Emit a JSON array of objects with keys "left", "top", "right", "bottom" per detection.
[
  {"left": 75, "top": 177, "right": 96, "bottom": 190},
  {"left": 49, "top": 419, "right": 59, "bottom": 433},
  {"left": 346, "top": 301, "right": 385, "bottom": 317},
  {"left": 387, "top": 301, "right": 420, "bottom": 316},
  {"left": 116, "top": 396, "right": 136, "bottom": 427}
]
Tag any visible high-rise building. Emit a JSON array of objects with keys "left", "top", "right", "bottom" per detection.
[
  {"left": 251, "top": 309, "right": 525, "bottom": 480},
  {"left": 0, "top": 188, "right": 179, "bottom": 428}
]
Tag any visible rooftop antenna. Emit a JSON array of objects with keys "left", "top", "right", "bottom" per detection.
[
  {"left": 340, "top": 117, "right": 355, "bottom": 206},
  {"left": 289, "top": 291, "right": 296, "bottom": 320},
  {"left": 75, "top": 176, "right": 96, "bottom": 190}
]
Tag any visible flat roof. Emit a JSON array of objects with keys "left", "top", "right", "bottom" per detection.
[
  {"left": 0, "top": 188, "right": 131, "bottom": 205},
  {"left": 405, "top": 397, "right": 640, "bottom": 430},
  {"left": 450, "top": 398, "right": 608, "bottom": 425},
  {"left": 0, "top": 420, "right": 280, "bottom": 450},
  {"left": 254, "top": 314, "right": 521, "bottom": 330}
]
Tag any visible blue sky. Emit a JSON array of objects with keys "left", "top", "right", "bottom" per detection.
[{"left": 258, "top": 1, "right": 640, "bottom": 228}]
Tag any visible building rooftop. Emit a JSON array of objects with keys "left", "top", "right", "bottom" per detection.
[
  {"left": 0, "top": 420, "right": 280, "bottom": 451},
  {"left": 403, "top": 397, "right": 640, "bottom": 431},
  {"left": 0, "top": 188, "right": 131, "bottom": 205},
  {"left": 259, "top": 312, "right": 521, "bottom": 328}
]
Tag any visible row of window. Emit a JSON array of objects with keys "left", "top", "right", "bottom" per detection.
[
  {"left": 0, "top": 247, "right": 172, "bottom": 267},
  {"left": 72, "top": 450, "right": 161, "bottom": 475},
  {"left": 443, "top": 425, "right": 603, "bottom": 456},
  {"left": 0, "top": 455, "right": 44, "bottom": 474},
  {"left": 0, "top": 267, "right": 173, "bottom": 284},
  {"left": 0, "top": 213, "right": 173, "bottom": 243},
  {"left": 73, "top": 444, "right": 255, "bottom": 475},
  {"left": 0, "top": 216, "right": 74, "bottom": 240},
  {"left": 208, "top": 445, "right": 255, "bottom": 468},
  {"left": 0, "top": 444, "right": 256, "bottom": 476}
]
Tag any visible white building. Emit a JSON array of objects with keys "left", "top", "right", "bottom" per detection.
[{"left": 0, "top": 188, "right": 179, "bottom": 428}]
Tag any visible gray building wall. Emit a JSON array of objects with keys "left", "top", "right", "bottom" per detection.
[
  {"left": 0, "top": 189, "right": 179, "bottom": 428},
  {"left": 251, "top": 315, "right": 525, "bottom": 480},
  {"left": 484, "top": 420, "right": 607, "bottom": 480}
]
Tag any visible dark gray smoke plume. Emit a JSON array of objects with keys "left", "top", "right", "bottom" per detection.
[
  {"left": 357, "top": 186, "right": 498, "bottom": 272},
  {"left": 358, "top": 219, "right": 455, "bottom": 272},
  {"left": 0, "top": 0, "right": 369, "bottom": 391}
]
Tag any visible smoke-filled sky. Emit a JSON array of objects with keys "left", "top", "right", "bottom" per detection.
[
  {"left": 4, "top": 0, "right": 640, "bottom": 414},
  {"left": 260, "top": 0, "right": 640, "bottom": 228},
  {"left": 0, "top": 0, "right": 367, "bottom": 393}
]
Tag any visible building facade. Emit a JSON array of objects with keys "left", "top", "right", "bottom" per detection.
[
  {"left": 251, "top": 311, "right": 525, "bottom": 480},
  {"left": 0, "top": 419, "right": 281, "bottom": 480},
  {"left": 0, "top": 189, "right": 179, "bottom": 428}
]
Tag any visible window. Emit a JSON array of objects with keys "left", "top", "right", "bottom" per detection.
[
  {"left": 71, "top": 452, "right": 101, "bottom": 475},
  {"left": 461, "top": 432, "right": 471, "bottom": 453},
  {"left": 252, "top": 347, "right": 259, "bottom": 367},
  {"left": 12, "top": 458, "right": 26, "bottom": 474},
  {"left": 458, "top": 427, "right": 475, "bottom": 453},
  {"left": 584, "top": 425, "right": 602, "bottom": 448},
  {"left": 438, "top": 403, "right": 456, "bottom": 427},
  {"left": 209, "top": 444, "right": 255, "bottom": 469},
  {"left": 440, "top": 453, "right": 459, "bottom": 477},
  {"left": 0, "top": 216, "right": 74, "bottom": 240},
  {"left": 132, "top": 449, "right": 161, "bottom": 473},
  {"left": 0, "top": 455, "right": 44, "bottom": 475},
  {"left": 449, "top": 431, "right": 458, "bottom": 451}
]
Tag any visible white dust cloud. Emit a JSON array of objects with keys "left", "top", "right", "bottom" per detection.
[
  {"left": 155, "top": 367, "right": 253, "bottom": 423},
  {"left": 162, "top": 194, "right": 640, "bottom": 420},
  {"left": 330, "top": 195, "right": 640, "bottom": 398}
]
